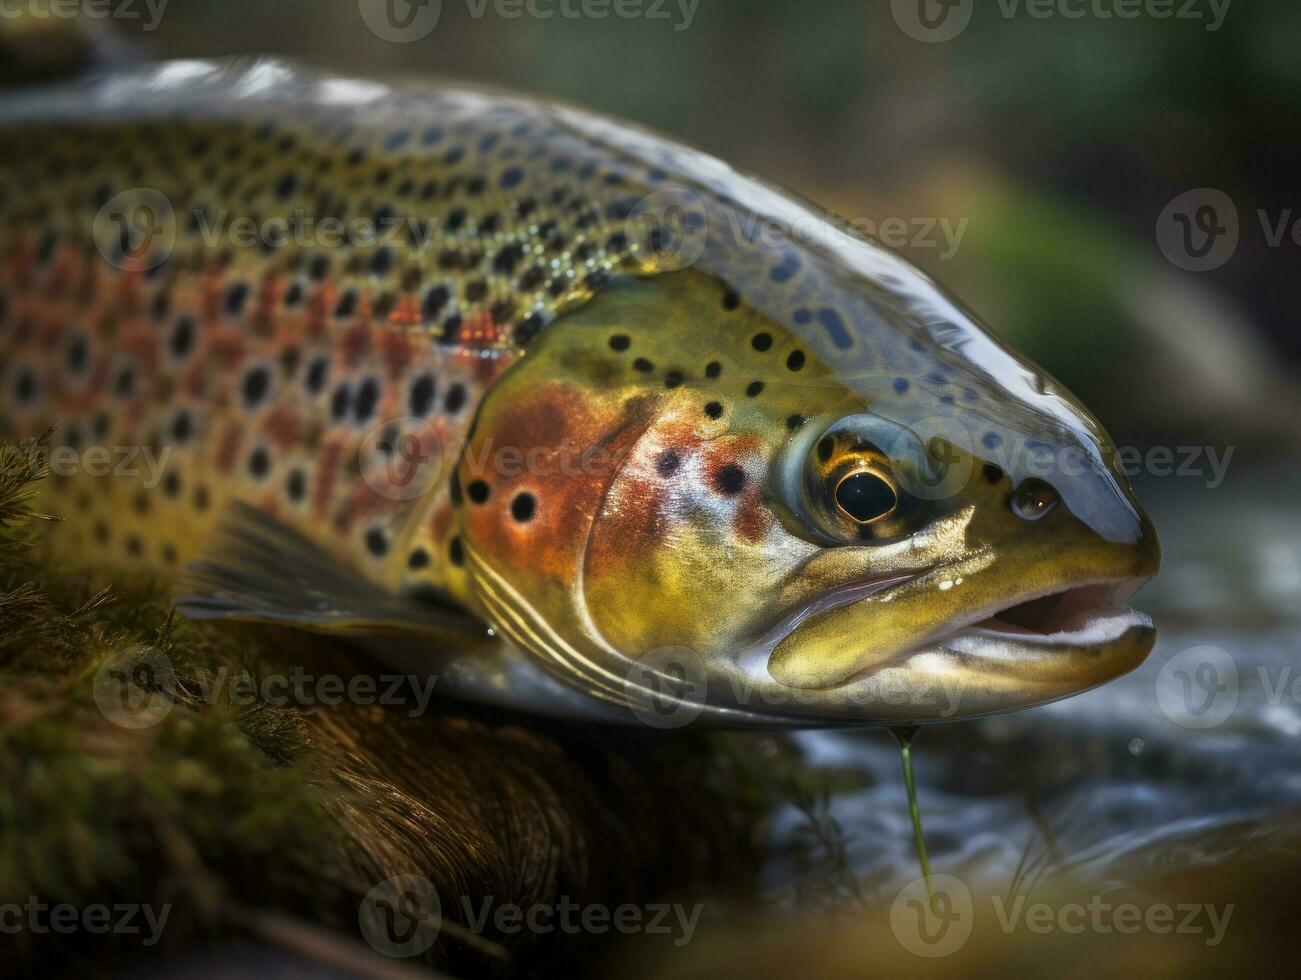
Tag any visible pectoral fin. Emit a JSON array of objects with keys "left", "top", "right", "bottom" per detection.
[{"left": 176, "top": 502, "right": 488, "bottom": 646}]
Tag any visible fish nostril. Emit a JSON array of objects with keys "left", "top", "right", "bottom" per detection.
[{"left": 1011, "top": 479, "right": 1059, "bottom": 521}]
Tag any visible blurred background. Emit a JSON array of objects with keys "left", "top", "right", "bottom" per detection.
[
  {"left": 115, "top": 0, "right": 1301, "bottom": 454},
  {"left": 32, "top": 0, "right": 1301, "bottom": 973}
]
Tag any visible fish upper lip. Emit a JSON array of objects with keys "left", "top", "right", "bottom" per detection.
[{"left": 743, "top": 562, "right": 1153, "bottom": 687}]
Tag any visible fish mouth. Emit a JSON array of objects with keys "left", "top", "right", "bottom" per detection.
[
  {"left": 957, "top": 580, "right": 1152, "bottom": 647},
  {"left": 751, "top": 569, "right": 1156, "bottom": 723}
]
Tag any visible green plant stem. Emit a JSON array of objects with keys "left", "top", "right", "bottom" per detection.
[{"left": 890, "top": 726, "right": 934, "bottom": 906}]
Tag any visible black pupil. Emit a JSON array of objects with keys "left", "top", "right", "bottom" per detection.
[{"left": 835, "top": 471, "right": 897, "bottom": 523}]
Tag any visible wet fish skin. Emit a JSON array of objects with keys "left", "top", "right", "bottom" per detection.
[{"left": 0, "top": 59, "right": 1158, "bottom": 726}]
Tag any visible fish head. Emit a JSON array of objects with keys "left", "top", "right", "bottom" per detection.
[{"left": 459, "top": 268, "right": 1158, "bottom": 726}]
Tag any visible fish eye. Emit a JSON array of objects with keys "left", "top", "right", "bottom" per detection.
[
  {"left": 1012, "top": 478, "right": 1059, "bottom": 521},
  {"left": 834, "top": 469, "right": 898, "bottom": 524}
]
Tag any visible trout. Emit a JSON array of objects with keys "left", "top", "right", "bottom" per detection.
[{"left": 0, "top": 57, "right": 1159, "bottom": 726}]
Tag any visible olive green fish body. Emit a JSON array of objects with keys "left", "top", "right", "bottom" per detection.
[{"left": 0, "top": 59, "right": 1159, "bottom": 726}]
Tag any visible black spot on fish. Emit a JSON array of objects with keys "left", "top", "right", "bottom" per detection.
[
  {"left": 283, "top": 281, "right": 303, "bottom": 307},
  {"left": 633, "top": 358, "right": 654, "bottom": 373},
  {"left": 65, "top": 334, "right": 88, "bottom": 373},
  {"left": 371, "top": 247, "right": 395, "bottom": 277},
  {"left": 354, "top": 377, "right": 380, "bottom": 422},
  {"left": 516, "top": 313, "right": 544, "bottom": 345},
  {"left": 715, "top": 464, "right": 746, "bottom": 496},
  {"left": 445, "top": 383, "right": 467, "bottom": 414},
  {"left": 656, "top": 450, "right": 681, "bottom": 477},
  {"left": 421, "top": 285, "right": 450, "bottom": 322},
  {"left": 330, "top": 383, "right": 351, "bottom": 421},
  {"left": 163, "top": 471, "right": 181, "bottom": 497},
  {"left": 113, "top": 366, "right": 134, "bottom": 399},
  {"left": 894, "top": 378, "right": 910, "bottom": 394},
  {"left": 248, "top": 447, "right": 271, "bottom": 479},
  {"left": 242, "top": 366, "right": 272, "bottom": 408},
  {"left": 786, "top": 414, "right": 806, "bottom": 431},
  {"left": 309, "top": 254, "right": 330, "bottom": 280},
  {"left": 983, "top": 463, "right": 1005, "bottom": 485},
  {"left": 440, "top": 314, "right": 463, "bottom": 345},
  {"left": 704, "top": 401, "right": 724, "bottom": 419},
  {"left": 786, "top": 350, "right": 805, "bottom": 372},
  {"left": 275, "top": 173, "right": 297, "bottom": 199},
  {"left": 510, "top": 492, "right": 536, "bottom": 522},
  {"left": 287, "top": 469, "right": 306, "bottom": 502},
  {"left": 500, "top": 167, "right": 523, "bottom": 189},
  {"left": 705, "top": 361, "right": 722, "bottom": 379},
  {"left": 751, "top": 333, "right": 772, "bottom": 352},
  {"left": 335, "top": 289, "right": 357, "bottom": 318},
  {"left": 409, "top": 374, "right": 436, "bottom": 416},
  {"left": 171, "top": 411, "right": 193, "bottom": 442},
  {"left": 467, "top": 479, "right": 490, "bottom": 504},
  {"left": 305, "top": 355, "right": 329, "bottom": 393},
  {"left": 225, "top": 281, "right": 250, "bottom": 317},
  {"left": 723, "top": 290, "right": 741, "bottom": 311},
  {"left": 493, "top": 244, "right": 523, "bottom": 275},
  {"left": 449, "top": 536, "right": 465, "bottom": 566},
  {"left": 609, "top": 334, "right": 631, "bottom": 352},
  {"left": 365, "top": 527, "right": 388, "bottom": 557},
  {"left": 746, "top": 381, "right": 764, "bottom": 397},
  {"left": 664, "top": 370, "right": 684, "bottom": 389}
]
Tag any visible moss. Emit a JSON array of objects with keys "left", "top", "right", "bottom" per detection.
[{"left": 0, "top": 437, "right": 772, "bottom": 976}]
